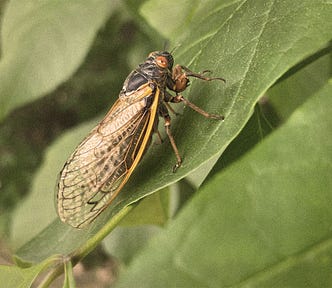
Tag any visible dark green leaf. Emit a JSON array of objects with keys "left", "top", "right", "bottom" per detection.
[{"left": 115, "top": 81, "right": 332, "bottom": 288}]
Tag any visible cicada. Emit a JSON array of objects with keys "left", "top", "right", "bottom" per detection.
[{"left": 57, "top": 51, "right": 225, "bottom": 228}]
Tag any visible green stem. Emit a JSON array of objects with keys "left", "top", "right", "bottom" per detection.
[{"left": 71, "top": 204, "right": 135, "bottom": 262}]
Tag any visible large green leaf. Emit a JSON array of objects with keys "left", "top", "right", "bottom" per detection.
[
  {"left": 14, "top": 0, "right": 332, "bottom": 266},
  {"left": 0, "top": 0, "right": 113, "bottom": 120},
  {"left": 115, "top": 82, "right": 332, "bottom": 287}
]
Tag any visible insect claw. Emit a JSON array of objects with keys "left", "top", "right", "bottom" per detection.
[
  {"left": 172, "top": 162, "right": 181, "bottom": 173},
  {"left": 211, "top": 114, "right": 225, "bottom": 120}
]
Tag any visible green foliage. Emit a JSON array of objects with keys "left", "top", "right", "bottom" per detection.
[
  {"left": 0, "top": 0, "right": 114, "bottom": 119},
  {"left": 116, "top": 80, "right": 332, "bottom": 288},
  {"left": 0, "top": 255, "right": 61, "bottom": 288},
  {"left": 0, "top": 0, "right": 331, "bottom": 287}
]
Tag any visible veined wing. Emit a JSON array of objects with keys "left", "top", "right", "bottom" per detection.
[{"left": 57, "top": 83, "right": 160, "bottom": 228}]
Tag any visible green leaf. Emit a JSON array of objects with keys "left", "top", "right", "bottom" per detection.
[
  {"left": 102, "top": 182, "right": 195, "bottom": 265},
  {"left": 268, "top": 50, "right": 332, "bottom": 120},
  {"left": 207, "top": 49, "right": 331, "bottom": 182},
  {"left": 140, "top": 0, "right": 194, "bottom": 39},
  {"left": 11, "top": 119, "right": 97, "bottom": 249},
  {"left": 119, "top": 188, "right": 170, "bottom": 227},
  {"left": 0, "top": 256, "right": 60, "bottom": 288},
  {"left": 14, "top": 0, "right": 332, "bottom": 266},
  {"left": 14, "top": 205, "right": 134, "bottom": 266},
  {"left": 206, "top": 102, "right": 276, "bottom": 181},
  {"left": 0, "top": 0, "right": 113, "bottom": 120},
  {"left": 115, "top": 82, "right": 332, "bottom": 287},
  {"left": 103, "top": 225, "right": 163, "bottom": 265}
]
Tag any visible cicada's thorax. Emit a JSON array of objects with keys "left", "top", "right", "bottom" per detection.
[
  {"left": 121, "top": 51, "right": 174, "bottom": 103},
  {"left": 104, "top": 53, "right": 172, "bottom": 171}
]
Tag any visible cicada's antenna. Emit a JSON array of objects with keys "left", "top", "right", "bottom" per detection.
[
  {"left": 163, "top": 41, "right": 170, "bottom": 51},
  {"left": 162, "top": 41, "right": 181, "bottom": 54},
  {"left": 170, "top": 44, "right": 181, "bottom": 54}
]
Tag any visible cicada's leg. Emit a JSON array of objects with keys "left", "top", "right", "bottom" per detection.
[
  {"left": 169, "top": 64, "right": 226, "bottom": 93},
  {"left": 165, "top": 89, "right": 224, "bottom": 120},
  {"left": 166, "top": 65, "right": 225, "bottom": 120},
  {"left": 159, "top": 103, "right": 182, "bottom": 172},
  {"left": 170, "top": 94, "right": 224, "bottom": 120}
]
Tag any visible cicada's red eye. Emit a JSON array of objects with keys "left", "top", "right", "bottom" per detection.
[{"left": 155, "top": 56, "right": 168, "bottom": 68}]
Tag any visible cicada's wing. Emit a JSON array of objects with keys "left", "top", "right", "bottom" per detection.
[{"left": 57, "top": 84, "right": 159, "bottom": 228}]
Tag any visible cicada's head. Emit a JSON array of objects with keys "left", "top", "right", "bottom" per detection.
[
  {"left": 147, "top": 51, "right": 174, "bottom": 71},
  {"left": 137, "top": 51, "right": 174, "bottom": 84}
]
